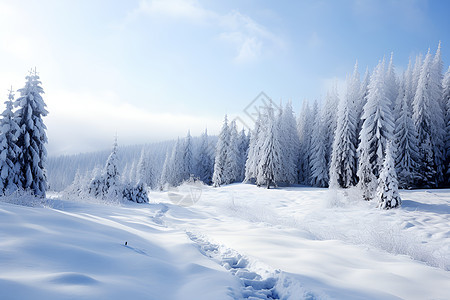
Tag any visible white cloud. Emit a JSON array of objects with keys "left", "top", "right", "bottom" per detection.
[
  {"left": 218, "top": 10, "right": 283, "bottom": 63},
  {"left": 126, "top": 0, "right": 284, "bottom": 63}
]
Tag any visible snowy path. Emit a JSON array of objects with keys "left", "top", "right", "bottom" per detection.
[{"left": 1, "top": 184, "right": 450, "bottom": 299}]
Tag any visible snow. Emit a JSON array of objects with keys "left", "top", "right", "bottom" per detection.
[{"left": 1, "top": 184, "right": 449, "bottom": 299}]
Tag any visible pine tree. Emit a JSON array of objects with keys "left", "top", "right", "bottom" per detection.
[
  {"left": 310, "top": 104, "right": 328, "bottom": 187},
  {"left": 225, "top": 120, "right": 240, "bottom": 183},
  {"left": 297, "top": 100, "right": 313, "bottom": 184},
  {"left": 330, "top": 64, "right": 359, "bottom": 188},
  {"left": 358, "top": 58, "right": 394, "bottom": 180},
  {"left": 377, "top": 142, "right": 401, "bottom": 209},
  {"left": 182, "top": 130, "right": 194, "bottom": 181},
  {"left": 168, "top": 138, "right": 184, "bottom": 186},
  {"left": 443, "top": 67, "right": 450, "bottom": 185},
  {"left": 244, "top": 113, "right": 262, "bottom": 183},
  {"left": 430, "top": 42, "right": 445, "bottom": 185},
  {"left": 237, "top": 128, "right": 249, "bottom": 182},
  {"left": 0, "top": 88, "right": 21, "bottom": 195},
  {"left": 386, "top": 53, "right": 399, "bottom": 110},
  {"left": 256, "top": 106, "right": 283, "bottom": 188},
  {"left": 357, "top": 67, "right": 370, "bottom": 138},
  {"left": 323, "top": 86, "right": 339, "bottom": 173},
  {"left": 212, "top": 115, "right": 230, "bottom": 187},
  {"left": 14, "top": 69, "right": 48, "bottom": 197},
  {"left": 103, "top": 136, "right": 120, "bottom": 197},
  {"left": 413, "top": 47, "right": 445, "bottom": 187},
  {"left": 159, "top": 151, "right": 170, "bottom": 189},
  {"left": 195, "top": 129, "right": 214, "bottom": 184},
  {"left": 280, "top": 101, "right": 300, "bottom": 184},
  {"left": 394, "top": 72, "right": 420, "bottom": 189},
  {"left": 137, "top": 148, "right": 155, "bottom": 189}
]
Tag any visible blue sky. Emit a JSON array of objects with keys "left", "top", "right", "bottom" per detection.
[{"left": 0, "top": 0, "right": 449, "bottom": 156}]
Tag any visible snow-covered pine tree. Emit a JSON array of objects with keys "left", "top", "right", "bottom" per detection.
[
  {"left": 322, "top": 85, "right": 339, "bottom": 172},
  {"left": 237, "top": 128, "right": 249, "bottom": 182},
  {"left": 14, "top": 69, "right": 48, "bottom": 197},
  {"left": 168, "top": 138, "right": 184, "bottom": 186},
  {"left": 280, "top": 101, "right": 300, "bottom": 184},
  {"left": 377, "top": 142, "right": 401, "bottom": 209},
  {"left": 0, "top": 88, "right": 21, "bottom": 195},
  {"left": 244, "top": 113, "right": 262, "bottom": 183},
  {"left": 357, "top": 135, "right": 378, "bottom": 201},
  {"left": 195, "top": 129, "right": 214, "bottom": 185},
  {"left": 256, "top": 106, "right": 283, "bottom": 188},
  {"left": 225, "top": 120, "right": 240, "bottom": 184},
  {"left": 358, "top": 58, "right": 395, "bottom": 180},
  {"left": 212, "top": 115, "right": 230, "bottom": 187},
  {"left": 430, "top": 42, "right": 445, "bottom": 185},
  {"left": 394, "top": 70, "right": 420, "bottom": 189},
  {"left": 357, "top": 67, "right": 370, "bottom": 138},
  {"left": 159, "top": 151, "right": 170, "bottom": 189},
  {"left": 137, "top": 148, "right": 155, "bottom": 189},
  {"left": 310, "top": 103, "right": 328, "bottom": 187},
  {"left": 329, "top": 64, "right": 359, "bottom": 188},
  {"left": 386, "top": 53, "right": 399, "bottom": 110},
  {"left": 413, "top": 47, "right": 444, "bottom": 187},
  {"left": 182, "top": 130, "right": 194, "bottom": 181},
  {"left": 412, "top": 54, "right": 423, "bottom": 96},
  {"left": 103, "top": 136, "right": 120, "bottom": 198},
  {"left": 297, "top": 100, "right": 313, "bottom": 184},
  {"left": 443, "top": 67, "right": 450, "bottom": 185}
]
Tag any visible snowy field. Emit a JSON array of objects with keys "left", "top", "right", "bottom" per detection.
[{"left": 0, "top": 184, "right": 449, "bottom": 300}]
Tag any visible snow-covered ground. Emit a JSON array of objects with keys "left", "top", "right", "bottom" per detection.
[{"left": 1, "top": 184, "right": 449, "bottom": 299}]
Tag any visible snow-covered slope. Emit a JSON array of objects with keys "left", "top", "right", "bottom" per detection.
[{"left": 1, "top": 185, "right": 449, "bottom": 299}]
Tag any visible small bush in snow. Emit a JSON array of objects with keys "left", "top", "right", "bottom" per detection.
[{"left": 122, "top": 182, "right": 149, "bottom": 203}]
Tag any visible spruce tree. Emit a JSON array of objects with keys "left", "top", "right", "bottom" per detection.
[
  {"left": 182, "top": 130, "right": 194, "bottom": 181},
  {"left": 0, "top": 88, "right": 21, "bottom": 195},
  {"left": 237, "top": 128, "right": 249, "bottom": 182},
  {"left": 103, "top": 136, "right": 120, "bottom": 197},
  {"left": 413, "top": 47, "right": 445, "bottom": 187},
  {"left": 358, "top": 59, "right": 394, "bottom": 179},
  {"left": 330, "top": 64, "right": 359, "bottom": 188},
  {"left": 137, "top": 148, "right": 155, "bottom": 189},
  {"left": 196, "top": 129, "right": 214, "bottom": 184},
  {"left": 14, "top": 69, "right": 48, "bottom": 197},
  {"left": 280, "top": 101, "right": 300, "bottom": 184},
  {"left": 212, "top": 115, "right": 230, "bottom": 187},
  {"left": 310, "top": 104, "right": 328, "bottom": 187},
  {"left": 244, "top": 113, "right": 262, "bottom": 183},
  {"left": 297, "top": 100, "right": 312, "bottom": 184},
  {"left": 443, "top": 67, "right": 450, "bottom": 185},
  {"left": 256, "top": 106, "right": 283, "bottom": 188},
  {"left": 394, "top": 74, "right": 420, "bottom": 189},
  {"left": 225, "top": 120, "right": 240, "bottom": 183},
  {"left": 377, "top": 142, "right": 401, "bottom": 209}
]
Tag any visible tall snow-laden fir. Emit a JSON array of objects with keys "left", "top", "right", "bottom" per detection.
[
  {"left": 322, "top": 86, "right": 339, "bottom": 173},
  {"left": 358, "top": 58, "right": 395, "bottom": 180},
  {"left": 413, "top": 46, "right": 445, "bottom": 187},
  {"left": 244, "top": 113, "right": 262, "bottom": 183},
  {"left": 329, "top": 63, "right": 359, "bottom": 188},
  {"left": 225, "top": 120, "right": 240, "bottom": 184},
  {"left": 137, "top": 148, "right": 155, "bottom": 189},
  {"left": 14, "top": 69, "right": 49, "bottom": 198},
  {"left": 256, "top": 106, "right": 283, "bottom": 188},
  {"left": 0, "top": 88, "right": 21, "bottom": 195},
  {"left": 195, "top": 129, "right": 214, "bottom": 184},
  {"left": 377, "top": 142, "right": 401, "bottom": 209},
  {"left": 212, "top": 115, "right": 230, "bottom": 187},
  {"left": 103, "top": 136, "right": 120, "bottom": 197},
  {"left": 444, "top": 67, "right": 450, "bottom": 185},
  {"left": 279, "top": 102, "right": 300, "bottom": 184},
  {"left": 297, "top": 100, "right": 312, "bottom": 184},
  {"left": 393, "top": 68, "right": 420, "bottom": 189},
  {"left": 182, "top": 130, "right": 194, "bottom": 181},
  {"left": 309, "top": 103, "right": 328, "bottom": 187},
  {"left": 237, "top": 128, "right": 249, "bottom": 182}
]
